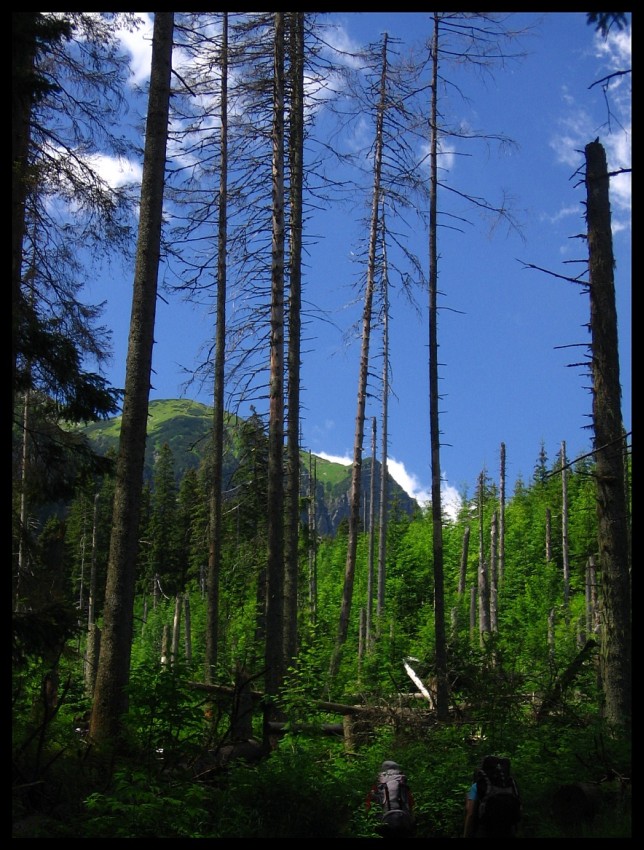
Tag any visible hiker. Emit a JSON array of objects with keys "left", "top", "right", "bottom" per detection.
[
  {"left": 366, "top": 760, "right": 415, "bottom": 838},
  {"left": 463, "top": 755, "right": 521, "bottom": 838}
]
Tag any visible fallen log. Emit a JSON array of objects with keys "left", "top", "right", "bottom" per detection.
[
  {"left": 267, "top": 721, "right": 345, "bottom": 736},
  {"left": 187, "top": 681, "right": 370, "bottom": 715}
]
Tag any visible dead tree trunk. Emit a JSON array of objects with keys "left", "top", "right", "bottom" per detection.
[{"left": 585, "top": 139, "right": 631, "bottom": 729}]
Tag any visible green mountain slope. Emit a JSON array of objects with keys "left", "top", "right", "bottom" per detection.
[{"left": 81, "top": 399, "right": 419, "bottom": 536}]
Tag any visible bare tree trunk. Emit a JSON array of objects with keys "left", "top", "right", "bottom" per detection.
[
  {"left": 499, "top": 442, "right": 506, "bottom": 581},
  {"left": 171, "top": 594, "right": 182, "bottom": 668},
  {"left": 84, "top": 491, "right": 100, "bottom": 698},
  {"left": 489, "top": 511, "right": 499, "bottom": 634},
  {"left": 477, "top": 470, "right": 490, "bottom": 643},
  {"left": 205, "top": 10, "right": 228, "bottom": 685},
  {"left": 377, "top": 227, "right": 390, "bottom": 621},
  {"left": 561, "top": 441, "right": 570, "bottom": 618},
  {"left": 545, "top": 508, "right": 553, "bottom": 562},
  {"left": 88, "top": 492, "right": 99, "bottom": 629},
  {"left": 427, "top": 14, "right": 448, "bottom": 719},
  {"left": 548, "top": 608, "right": 555, "bottom": 662},
  {"left": 366, "top": 417, "right": 377, "bottom": 646},
  {"left": 329, "top": 35, "right": 388, "bottom": 683},
  {"left": 469, "top": 585, "right": 477, "bottom": 638},
  {"left": 16, "top": 390, "right": 31, "bottom": 611},
  {"left": 585, "top": 139, "right": 631, "bottom": 728},
  {"left": 284, "top": 11, "right": 305, "bottom": 667},
  {"left": 89, "top": 12, "right": 174, "bottom": 746},
  {"left": 161, "top": 624, "right": 170, "bottom": 668},
  {"left": 588, "top": 556, "right": 598, "bottom": 634},
  {"left": 183, "top": 594, "right": 192, "bottom": 664},
  {"left": 308, "top": 452, "right": 318, "bottom": 624},
  {"left": 264, "top": 11, "right": 286, "bottom": 744}
]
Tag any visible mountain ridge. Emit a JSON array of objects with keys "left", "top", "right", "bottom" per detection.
[{"left": 80, "top": 398, "right": 420, "bottom": 537}]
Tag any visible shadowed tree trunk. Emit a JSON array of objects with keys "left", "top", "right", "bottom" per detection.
[
  {"left": 308, "top": 452, "right": 318, "bottom": 623},
  {"left": 477, "top": 469, "right": 490, "bottom": 644},
  {"left": 264, "top": 11, "right": 287, "bottom": 747},
  {"left": 284, "top": 10, "right": 305, "bottom": 667},
  {"left": 561, "top": 440, "right": 570, "bottom": 619},
  {"left": 84, "top": 491, "right": 100, "bottom": 698},
  {"left": 205, "top": 10, "right": 228, "bottom": 686},
  {"left": 427, "top": 15, "right": 449, "bottom": 719},
  {"left": 545, "top": 507, "right": 553, "bottom": 562},
  {"left": 377, "top": 221, "right": 390, "bottom": 622},
  {"left": 366, "top": 417, "right": 376, "bottom": 646},
  {"left": 89, "top": 12, "right": 174, "bottom": 746},
  {"left": 489, "top": 510, "right": 498, "bottom": 634},
  {"left": 499, "top": 442, "right": 506, "bottom": 581},
  {"left": 585, "top": 138, "right": 631, "bottom": 729}
]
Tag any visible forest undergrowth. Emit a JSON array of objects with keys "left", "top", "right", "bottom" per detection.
[{"left": 12, "top": 652, "right": 631, "bottom": 839}]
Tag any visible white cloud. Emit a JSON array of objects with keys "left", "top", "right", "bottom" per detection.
[
  {"left": 317, "top": 452, "right": 462, "bottom": 521},
  {"left": 116, "top": 13, "right": 154, "bottom": 87},
  {"left": 86, "top": 152, "right": 142, "bottom": 188},
  {"left": 441, "top": 484, "right": 463, "bottom": 522},
  {"left": 317, "top": 451, "right": 352, "bottom": 467},
  {"left": 550, "top": 24, "right": 631, "bottom": 227},
  {"left": 387, "top": 457, "right": 428, "bottom": 504}
]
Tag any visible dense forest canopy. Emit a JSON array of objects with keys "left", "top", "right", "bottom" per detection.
[{"left": 12, "top": 11, "right": 630, "bottom": 838}]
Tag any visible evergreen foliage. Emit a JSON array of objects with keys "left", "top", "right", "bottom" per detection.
[
  {"left": 12, "top": 10, "right": 630, "bottom": 836},
  {"left": 12, "top": 443, "right": 631, "bottom": 837}
]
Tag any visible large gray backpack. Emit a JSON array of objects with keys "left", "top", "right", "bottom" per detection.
[{"left": 375, "top": 762, "right": 414, "bottom": 834}]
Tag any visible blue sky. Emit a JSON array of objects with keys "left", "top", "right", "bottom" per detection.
[{"left": 88, "top": 12, "right": 631, "bottom": 517}]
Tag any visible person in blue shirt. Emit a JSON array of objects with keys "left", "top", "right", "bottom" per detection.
[
  {"left": 463, "top": 756, "right": 521, "bottom": 838},
  {"left": 463, "top": 779, "right": 480, "bottom": 838}
]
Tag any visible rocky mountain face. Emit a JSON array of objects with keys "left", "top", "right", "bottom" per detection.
[
  {"left": 303, "top": 459, "right": 419, "bottom": 538},
  {"left": 81, "top": 399, "right": 419, "bottom": 538}
]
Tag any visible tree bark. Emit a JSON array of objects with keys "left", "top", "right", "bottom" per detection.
[
  {"left": 377, "top": 229, "right": 390, "bottom": 621},
  {"left": 545, "top": 507, "right": 553, "bottom": 562},
  {"left": 427, "top": 15, "right": 449, "bottom": 719},
  {"left": 561, "top": 441, "right": 570, "bottom": 617},
  {"left": 308, "top": 452, "right": 318, "bottom": 623},
  {"left": 499, "top": 442, "right": 506, "bottom": 581},
  {"left": 284, "top": 11, "right": 305, "bottom": 668},
  {"left": 171, "top": 594, "right": 182, "bottom": 668},
  {"left": 329, "top": 34, "right": 388, "bottom": 684},
  {"left": 205, "top": 10, "right": 228, "bottom": 685},
  {"left": 477, "top": 470, "right": 490, "bottom": 641},
  {"left": 263, "top": 11, "right": 287, "bottom": 745},
  {"left": 366, "top": 417, "right": 377, "bottom": 646},
  {"left": 489, "top": 510, "right": 498, "bottom": 634},
  {"left": 585, "top": 139, "right": 631, "bottom": 729},
  {"left": 89, "top": 12, "right": 174, "bottom": 746}
]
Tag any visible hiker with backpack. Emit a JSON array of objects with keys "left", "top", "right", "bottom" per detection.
[
  {"left": 463, "top": 755, "right": 522, "bottom": 838},
  {"left": 366, "top": 760, "right": 416, "bottom": 838}
]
